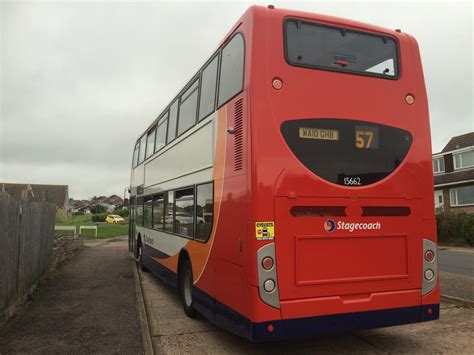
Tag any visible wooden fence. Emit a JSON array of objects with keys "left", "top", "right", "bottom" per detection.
[{"left": 0, "top": 193, "right": 56, "bottom": 325}]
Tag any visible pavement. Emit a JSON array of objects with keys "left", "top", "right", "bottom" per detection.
[
  {"left": 139, "top": 268, "right": 474, "bottom": 354},
  {"left": 0, "top": 236, "right": 143, "bottom": 354}
]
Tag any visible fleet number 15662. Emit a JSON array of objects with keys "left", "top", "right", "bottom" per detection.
[{"left": 344, "top": 177, "right": 361, "bottom": 186}]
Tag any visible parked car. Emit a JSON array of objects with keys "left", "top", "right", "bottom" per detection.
[{"left": 106, "top": 214, "right": 125, "bottom": 224}]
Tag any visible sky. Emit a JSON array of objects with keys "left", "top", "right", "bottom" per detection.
[{"left": 0, "top": 0, "right": 472, "bottom": 199}]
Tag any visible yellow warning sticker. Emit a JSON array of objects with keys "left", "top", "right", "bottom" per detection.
[{"left": 255, "top": 221, "right": 275, "bottom": 240}]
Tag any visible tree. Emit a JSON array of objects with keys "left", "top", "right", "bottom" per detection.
[{"left": 90, "top": 204, "right": 106, "bottom": 214}]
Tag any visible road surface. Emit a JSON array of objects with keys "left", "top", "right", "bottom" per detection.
[
  {"left": 138, "top": 266, "right": 474, "bottom": 354},
  {"left": 439, "top": 249, "right": 474, "bottom": 276}
]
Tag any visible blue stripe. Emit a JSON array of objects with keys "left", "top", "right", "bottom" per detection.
[
  {"left": 250, "top": 303, "right": 439, "bottom": 342},
  {"left": 142, "top": 251, "right": 177, "bottom": 289},
  {"left": 143, "top": 243, "right": 171, "bottom": 259},
  {"left": 140, "top": 251, "right": 439, "bottom": 342}
]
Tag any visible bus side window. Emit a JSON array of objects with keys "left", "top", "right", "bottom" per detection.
[
  {"left": 145, "top": 127, "right": 156, "bottom": 159},
  {"left": 132, "top": 142, "right": 140, "bottom": 167},
  {"left": 136, "top": 196, "right": 144, "bottom": 227},
  {"left": 167, "top": 100, "right": 179, "bottom": 143},
  {"left": 196, "top": 182, "right": 213, "bottom": 242},
  {"left": 178, "top": 79, "right": 199, "bottom": 137},
  {"left": 138, "top": 135, "right": 147, "bottom": 164},
  {"left": 218, "top": 33, "right": 244, "bottom": 107},
  {"left": 175, "top": 188, "right": 194, "bottom": 238},
  {"left": 199, "top": 55, "right": 219, "bottom": 121},
  {"left": 155, "top": 112, "right": 168, "bottom": 152},
  {"left": 152, "top": 194, "right": 164, "bottom": 231},
  {"left": 144, "top": 196, "right": 153, "bottom": 229},
  {"left": 164, "top": 191, "right": 175, "bottom": 233}
]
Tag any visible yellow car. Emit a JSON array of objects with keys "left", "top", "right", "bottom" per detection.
[{"left": 105, "top": 214, "right": 125, "bottom": 224}]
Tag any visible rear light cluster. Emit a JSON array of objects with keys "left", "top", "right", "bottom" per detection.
[
  {"left": 424, "top": 250, "right": 435, "bottom": 263},
  {"left": 262, "top": 256, "right": 274, "bottom": 270},
  {"left": 422, "top": 239, "right": 438, "bottom": 295},
  {"left": 257, "top": 243, "right": 280, "bottom": 309}
]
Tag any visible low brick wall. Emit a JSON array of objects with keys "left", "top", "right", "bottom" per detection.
[{"left": 51, "top": 235, "right": 84, "bottom": 269}]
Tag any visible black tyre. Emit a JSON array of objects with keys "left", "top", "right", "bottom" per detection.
[
  {"left": 180, "top": 259, "right": 196, "bottom": 318},
  {"left": 138, "top": 243, "right": 148, "bottom": 272}
]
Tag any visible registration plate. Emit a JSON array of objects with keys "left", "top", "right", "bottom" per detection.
[{"left": 299, "top": 127, "right": 339, "bottom": 141}]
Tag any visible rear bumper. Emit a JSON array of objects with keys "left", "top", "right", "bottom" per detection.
[{"left": 249, "top": 303, "right": 439, "bottom": 342}]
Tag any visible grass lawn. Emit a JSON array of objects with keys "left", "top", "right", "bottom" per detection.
[{"left": 55, "top": 214, "right": 128, "bottom": 239}]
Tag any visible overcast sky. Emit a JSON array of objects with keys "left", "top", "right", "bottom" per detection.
[{"left": 1, "top": 0, "right": 472, "bottom": 199}]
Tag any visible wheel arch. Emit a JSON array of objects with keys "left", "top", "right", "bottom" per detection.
[{"left": 177, "top": 248, "right": 191, "bottom": 294}]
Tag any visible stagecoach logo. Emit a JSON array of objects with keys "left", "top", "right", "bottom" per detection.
[
  {"left": 324, "top": 219, "right": 382, "bottom": 233},
  {"left": 324, "top": 219, "right": 336, "bottom": 232}
]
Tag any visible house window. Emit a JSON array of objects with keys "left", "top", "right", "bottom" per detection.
[
  {"left": 434, "top": 190, "right": 444, "bottom": 209},
  {"left": 450, "top": 185, "right": 474, "bottom": 206},
  {"left": 454, "top": 150, "right": 474, "bottom": 170},
  {"left": 432, "top": 157, "right": 445, "bottom": 174}
]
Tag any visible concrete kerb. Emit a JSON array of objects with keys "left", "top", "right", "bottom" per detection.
[
  {"left": 438, "top": 246, "right": 474, "bottom": 254},
  {"left": 132, "top": 258, "right": 158, "bottom": 355},
  {"left": 440, "top": 295, "right": 474, "bottom": 308}
]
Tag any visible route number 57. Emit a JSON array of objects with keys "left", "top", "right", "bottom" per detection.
[{"left": 355, "top": 130, "right": 374, "bottom": 149}]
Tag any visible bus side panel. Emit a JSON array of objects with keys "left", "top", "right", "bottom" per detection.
[{"left": 213, "top": 93, "right": 250, "bottom": 321}]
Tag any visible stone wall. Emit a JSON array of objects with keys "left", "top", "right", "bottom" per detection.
[{"left": 51, "top": 235, "right": 84, "bottom": 269}]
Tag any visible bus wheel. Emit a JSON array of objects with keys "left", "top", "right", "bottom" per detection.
[
  {"left": 180, "top": 259, "right": 196, "bottom": 318},
  {"left": 138, "top": 243, "right": 148, "bottom": 272}
]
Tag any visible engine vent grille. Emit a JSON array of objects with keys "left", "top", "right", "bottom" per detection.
[{"left": 233, "top": 98, "right": 244, "bottom": 171}]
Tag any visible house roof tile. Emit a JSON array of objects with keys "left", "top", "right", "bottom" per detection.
[
  {"left": 434, "top": 169, "right": 474, "bottom": 186},
  {"left": 441, "top": 132, "right": 474, "bottom": 153}
]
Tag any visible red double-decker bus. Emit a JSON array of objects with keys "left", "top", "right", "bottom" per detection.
[{"left": 129, "top": 5, "right": 439, "bottom": 341}]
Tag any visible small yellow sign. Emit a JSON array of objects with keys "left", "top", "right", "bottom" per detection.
[
  {"left": 299, "top": 127, "right": 339, "bottom": 141},
  {"left": 255, "top": 221, "right": 275, "bottom": 240}
]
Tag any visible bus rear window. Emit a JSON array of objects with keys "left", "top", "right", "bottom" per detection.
[{"left": 284, "top": 19, "right": 399, "bottom": 79}]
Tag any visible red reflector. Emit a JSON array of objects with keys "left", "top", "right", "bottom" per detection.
[
  {"left": 262, "top": 257, "right": 274, "bottom": 270},
  {"left": 267, "top": 324, "right": 274, "bottom": 332},
  {"left": 427, "top": 308, "right": 433, "bottom": 314},
  {"left": 425, "top": 250, "right": 435, "bottom": 262}
]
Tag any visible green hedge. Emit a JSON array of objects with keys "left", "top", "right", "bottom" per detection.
[{"left": 436, "top": 211, "right": 474, "bottom": 246}]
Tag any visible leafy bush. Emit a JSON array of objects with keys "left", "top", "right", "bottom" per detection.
[
  {"left": 114, "top": 209, "right": 129, "bottom": 217},
  {"left": 436, "top": 210, "right": 474, "bottom": 246}
]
